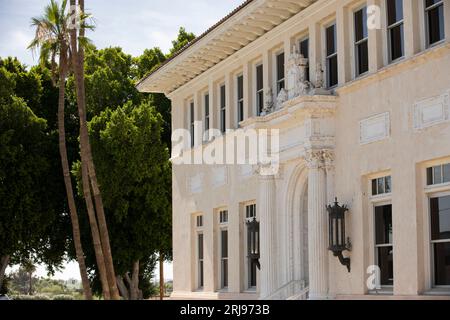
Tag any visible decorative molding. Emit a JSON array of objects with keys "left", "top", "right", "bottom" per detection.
[
  {"left": 413, "top": 92, "right": 450, "bottom": 130},
  {"left": 212, "top": 166, "right": 228, "bottom": 188},
  {"left": 188, "top": 173, "right": 203, "bottom": 194},
  {"left": 359, "top": 112, "right": 390, "bottom": 145}
]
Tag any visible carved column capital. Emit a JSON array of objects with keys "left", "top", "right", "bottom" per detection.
[
  {"left": 322, "top": 149, "right": 335, "bottom": 171},
  {"left": 305, "top": 149, "right": 324, "bottom": 169}
]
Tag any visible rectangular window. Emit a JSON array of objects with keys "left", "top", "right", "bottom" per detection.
[
  {"left": 387, "top": 0, "right": 404, "bottom": 62},
  {"left": 246, "top": 203, "right": 256, "bottom": 219},
  {"left": 326, "top": 23, "right": 338, "bottom": 88},
  {"left": 299, "top": 37, "right": 310, "bottom": 81},
  {"left": 204, "top": 94, "right": 210, "bottom": 141},
  {"left": 198, "top": 233, "right": 204, "bottom": 288},
  {"left": 375, "top": 204, "right": 394, "bottom": 286},
  {"left": 190, "top": 101, "right": 195, "bottom": 147},
  {"left": 425, "top": 0, "right": 445, "bottom": 47},
  {"left": 237, "top": 75, "right": 244, "bottom": 124},
  {"left": 256, "top": 64, "right": 264, "bottom": 116},
  {"left": 196, "top": 215, "right": 203, "bottom": 227},
  {"left": 354, "top": 7, "right": 369, "bottom": 76},
  {"left": 221, "top": 229, "right": 228, "bottom": 288},
  {"left": 219, "top": 210, "right": 229, "bottom": 224},
  {"left": 372, "top": 176, "right": 392, "bottom": 196},
  {"left": 220, "top": 84, "right": 226, "bottom": 133},
  {"left": 276, "top": 52, "right": 285, "bottom": 94},
  {"left": 245, "top": 203, "right": 257, "bottom": 288},
  {"left": 427, "top": 163, "right": 450, "bottom": 185},
  {"left": 430, "top": 195, "right": 450, "bottom": 286}
]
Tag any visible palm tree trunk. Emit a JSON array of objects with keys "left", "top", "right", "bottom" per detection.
[
  {"left": 159, "top": 254, "right": 164, "bottom": 300},
  {"left": 57, "top": 46, "right": 93, "bottom": 300},
  {"left": 0, "top": 255, "right": 10, "bottom": 290},
  {"left": 70, "top": 0, "right": 120, "bottom": 300}
]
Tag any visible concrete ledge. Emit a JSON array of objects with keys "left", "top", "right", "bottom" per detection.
[{"left": 335, "top": 294, "right": 450, "bottom": 300}]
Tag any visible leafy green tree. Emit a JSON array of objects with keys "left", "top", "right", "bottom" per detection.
[
  {"left": 168, "top": 27, "right": 196, "bottom": 57},
  {"left": 73, "top": 101, "right": 171, "bottom": 299},
  {"left": 0, "top": 69, "right": 64, "bottom": 289}
]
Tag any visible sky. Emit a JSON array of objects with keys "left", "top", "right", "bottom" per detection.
[
  {"left": 0, "top": 0, "right": 244, "bottom": 66},
  {"left": 1, "top": 0, "right": 244, "bottom": 281}
]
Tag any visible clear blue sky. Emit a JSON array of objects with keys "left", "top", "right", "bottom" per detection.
[
  {"left": 1, "top": 0, "right": 244, "bottom": 281},
  {"left": 0, "top": 0, "right": 244, "bottom": 66}
]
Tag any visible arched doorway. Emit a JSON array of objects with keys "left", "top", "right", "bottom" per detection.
[{"left": 286, "top": 163, "right": 309, "bottom": 286}]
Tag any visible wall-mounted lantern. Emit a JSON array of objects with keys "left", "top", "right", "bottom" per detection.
[
  {"left": 327, "top": 197, "right": 351, "bottom": 272},
  {"left": 246, "top": 217, "right": 260, "bottom": 270}
]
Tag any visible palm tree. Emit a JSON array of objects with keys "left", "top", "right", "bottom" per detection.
[
  {"left": 69, "top": 0, "right": 120, "bottom": 299},
  {"left": 28, "top": 0, "right": 98, "bottom": 299}
]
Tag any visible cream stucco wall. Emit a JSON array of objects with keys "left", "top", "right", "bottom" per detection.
[{"left": 165, "top": 0, "right": 450, "bottom": 299}]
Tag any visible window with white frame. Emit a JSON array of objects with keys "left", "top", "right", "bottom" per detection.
[
  {"left": 198, "top": 232, "right": 204, "bottom": 288},
  {"left": 354, "top": 6, "right": 369, "bottom": 76},
  {"left": 372, "top": 176, "right": 392, "bottom": 196},
  {"left": 219, "top": 210, "right": 229, "bottom": 224},
  {"left": 425, "top": 0, "right": 445, "bottom": 47},
  {"left": 204, "top": 93, "right": 210, "bottom": 142},
  {"left": 190, "top": 101, "right": 195, "bottom": 147},
  {"left": 245, "top": 203, "right": 257, "bottom": 288},
  {"left": 427, "top": 163, "right": 450, "bottom": 185},
  {"left": 429, "top": 194, "right": 450, "bottom": 286},
  {"left": 237, "top": 75, "right": 244, "bottom": 125},
  {"left": 218, "top": 209, "right": 229, "bottom": 289},
  {"left": 220, "top": 84, "right": 226, "bottom": 133},
  {"left": 196, "top": 215, "right": 203, "bottom": 227},
  {"left": 326, "top": 23, "right": 338, "bottom": 88},
  {"left": 256, "top": 64, "right": 264, "bottom": 116},
  {"left": 299, "top": 37, "right": 310, "bottom": 81},
  {"left": 276, "top": 52, "right": 285, "bottom": 94},
  {"left": 374, "top": 204, "right": 394, "bottom": 286},
  {"left": 387, "top": 0, "right": 404, "bottom": 62}
]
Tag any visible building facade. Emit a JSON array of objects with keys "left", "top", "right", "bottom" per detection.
[{"left": 138, "top": 0, "right": 450, "bottom": 299}]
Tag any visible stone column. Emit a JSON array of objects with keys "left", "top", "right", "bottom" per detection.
[
  {"left": 258, "top": 169, "right": 277, "bottom": 299},
  {"left": 367, "top": 0, "right": 383, "bottom": 72},
  {"left": 404, "top": 0, "right": 421, "bottom": 57},
  {"left": 336, "top": 5, "right": 351, "bottom": 85},
  {"left": 306, "top": 149, "right": 329, "bottom": 300}
]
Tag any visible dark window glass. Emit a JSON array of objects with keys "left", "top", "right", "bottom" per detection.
[
  {"left": 256, "top": 65, "right": 264, "bottom": 115},
  {"left": 385, "top": 176, "right": 392, "bottom": 194},
  {"left": 434, "top": 242, "right": 450, "bottom": 285},
  {"left": 190, "top": 102, "right": 195, "bottom": 147},
  {"left": 444, "top": 164, "right": 450, "bottom": 183},
  {"left": 372, "top": 179, "right": 378, "bottom": 196},
  {"left": 222, "top": 259, "right": 228, "bottom": 288},
  {"left": 327, "top": 55, "right": 338, "bottom": 88},
  {"left": 300, "top": 38, "right": 310, "bottom": 81},
  {"left": 204, "top": 94, "right": 210, "bottom": 137},
  {"left": 375, "top": 205, "right": 393, "bottom": 245},
  {"left": 430, "top": 196, "right": 450, "bottom": 241},
  {"left": 389, "top": 24, "right": 404, "bottom": 61},
  {"left": 434, "top": 165, "right": 443, "bottom": 184},
  {"left": 221, "top": 230, "right": 228, "bottom": 258},
  {"left": 377, "top": 177, "right": 385, "bottom": 195},
  {"left": 237, "top": 75, "right": 244, "bottom": 123},
  {"left": 427, "top": 167, "right": 434, "bottom": 185},
  {"left": 276, "top": 52, "right": 285, "bottom": 93},
  {"left": 326, "top": 24, "right": 338, "bottom": 87},
  {"left": 355, "top": 7, "right": 369, "bottom": 75},
  {"left": 354, "top": 8, "right": 368, "bottom": 42},
  {"left": 387, "top": 0, "right": 404, "bottom": 25},
  {"left": 378, "top": 246, "right": 394, "bottom": 286},
  {"left": 426, "top": 1, "right": 445, "bottom": 46},
  {"left": 198, "top": 233, "right": 204, "bottom": 288},
  {"left": 356, "top": 40, "right": 369, "bottom": 75},
  {"left": 220, "top": 85, "right": 226, "bottom": 133},
  {"left": 326, "top": 24, "right": 336, "bottom": 56},
  {"left": 198, "top": 233, "right": 204, "bottom": 259}
]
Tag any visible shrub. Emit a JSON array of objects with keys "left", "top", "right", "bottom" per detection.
[{"left": 12, "top": 294, "right": 51, "bottom": 300}]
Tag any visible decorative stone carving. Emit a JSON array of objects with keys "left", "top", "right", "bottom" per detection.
[
  {"left": 286, "top": 45, "right": 312, "bottom": 100},
  {"left": 413, "top": 92, "right": 450, "bottom": 130},
  {"left": 261, "top": 88, "right": 274, "bottom": 116},
  {"left": 276, "top": 88, "right": 288, "bottom": 109},
  {"left": 305, "top": 149, "right": 325, "bottom": 169},
  {"left": 359, "top": 112, "right": 390, "bottom": 145}
]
